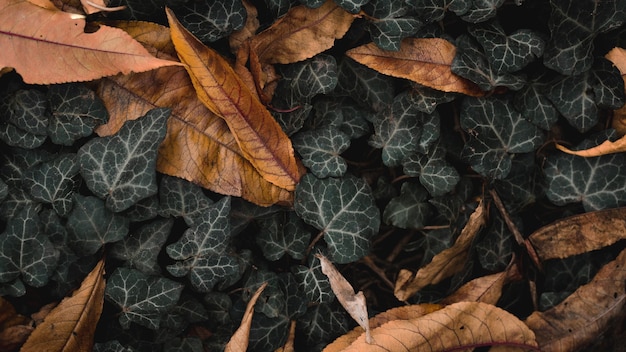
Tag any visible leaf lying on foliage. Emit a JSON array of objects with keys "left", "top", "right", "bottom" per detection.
[{"left": 225, "top": 282, "right": 267, "bottom": 352}]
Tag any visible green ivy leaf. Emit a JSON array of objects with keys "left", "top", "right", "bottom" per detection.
[
  {"left": 299, "top": 0, "right": 325, "bottom": 8},
  {"left": 94, "top": 340, "right": 137, "bottom": 352},
  {"left": 494, "top": 153, "right": 542, "bottom": 213},
  {"left": 274, "top": 54, "right": 338, "bottom": 105},
  {"left": 383, "top": 182, "right": 432, "bottom": 229},
  {"left": 336, "top": 58, "right": 395, "bottom": 112},
  {"left": 66, "top": 194, "right": 129, "bottom": 255},
  {"left": 2, "top": 89, "right": 49, "bottom": 135},
  {"left": 476, "top": 213, "right": 514, "bottom": 271},
  {"left": 22, "top": 153, "right": 79, "bottom": 217},
  {"left": 0, "top": 147, "right": 52, "bottom": 188},
  {"left": 256, "top": 211, "right": 311, "bottom": 261},
  {"left": 0, "top": 122, "right": 47, "bottom": 149},
  {"left": 294, "top": 174, "right": 380, "bottom": 263},
  {"left": 105, "top": 267, "right": 183, "bottom": 330},
  {"left": 280, "top": 272, "right": 308, "bottom": 319},
  {"left": 460, "top": 97, "right": 544, "bottom": 179},
  {"left": 292, "top": 254, "right": 334, "bottom": 303},
  {"left": 0, "top": 179, "right": 7, "bottom": 202},
  {"left": 166, "top": 197, "right": 240, "bottom": 292},
  {"left": 158, "top": 175, "right": 214, "bottom": 226},
  {"left": 335, "top": 0, "right": 368, "bottom": 13},
  {"left": 163, "top": 338, "right": 203, "bottom": 352},
  {"left": 79, "top": 108, "right": 169, "bottom": 212},
  {"left": 365, "top": 0, "right": 422, "bottom": 51},
  {"left": 203, "top": 292, "right": 232, "bottom": 328},
  {"left": 0, "top": 280, "right": 26, "bottom": 297},
  {"left": 544, "top": 0, "right": 626, "bottom": 75},
  {"left": 47, "top": 83, "right": 108, "bottom": 146},
  {"left": 410, "top": 0, "right": 470, "bottom": 23},
  {"left": 403, "top": 149, "right": 460, "bottom": 197},
  {"left": 111, "top": 218, "right": 173, "bottom": 275},
  {"left": 174, "top": 1, "right": 246, "bottom": 42},
  {"left": 0, "top": 206, "right": 58, "bottom": 290},
  {"left": 460, "top": 0, "right": 504, "bottom": 23},
  {"left": 244, "top": 303, "right": 290, "bottom": 352},
  {"left": 230, "top": 198, "right": 282, "bottom": 236},
  {"left": 243, "top": 270, "right": 285, "bottom": 318},
  {"left": 0, "top": 187, "right": 37, "bottom": 223},
  {"left": 122, "top": 195, "right": 159, "bottom": 222},
  {"left": 309, "top": 98, "right": 372, "bottom": 139},
  {"left": 513, "top": 78, "right": 559, "bottom": 130},
  {"left": 292, "top": 125, "right": 350, "bottom": 178},
  {"left": 408, "top": 85, "right": 457, "bottom": 114},
  {"left": 297, "top": 304, "right": 349, "bottom": 348}
]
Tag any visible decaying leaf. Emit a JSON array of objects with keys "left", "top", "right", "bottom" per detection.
[
  {"left": 225, "top": 282, "right": 268, "bottom": 352},
  {"left": 0, "top": 0, "right": 180, "bottom": 84},
  {"left": 395, "top": 199, "right": 486, "bottom": 301},
  {"left": 528, "top": 206, "right": 626, "bottom": 260},
  {"left": 0, "top": 296, "right": 32, "bottom": 351},
  {"left": 525, "top": 247, "right": 626, "bottom": 352},
  {"left": 167, "top": 8, "right": 303, "bottom": 192},
  {"left": 346, "top": 38, "right": 485, "bottom": 96},
  {"left": 21, "top": 258, "right": 105, "bottom": 352},
  {"left": 441, "top": 261, "right": 522, "bottom": 305},
  {"left": 316, "top": 253, "right": 372, "bottom": 343},
  {"left": 229, "top": 0, "right": 259, "bottom": 54},
  {"left": 556, "top": 135, "right": 626, "bottom": 157}
]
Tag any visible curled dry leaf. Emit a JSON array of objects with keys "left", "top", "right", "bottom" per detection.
[
  {"left": 0, "top": 0, "right": 180, "bottom": 84},
  {"left": 606, "top": 47, "right": 626, "bottom": 135},
  {"left": 346, "top": 38, "right": 485, "bottom": 97},
  {"left": 21, "top": 258, "right": 105, "bottom": 352},
  {"left": 0, "top": 296, "right": 32, "bottom": 351},
  {"left": 395, "top": 199, "right": 486, "bottom": 301},
  {"left": 225, "top": 282, "right": 268, "bottom": 352},
  {"left": 525, "top": 247, "right": 626, "bottom": 352},
  {"left": 167, "top": 8, "right": 303, "bottom": 192},
  {"left": 441, "top": 261, "right": 522, "bottom": 305},
  {"left": 229, "top": 0, "right": 259, "bottom": 54},
  {"left": 556, "top": 136, "right": 626, "bottom": 157},
  {"left": 528, "top": 206, "right": 626, "bottom": 261}
]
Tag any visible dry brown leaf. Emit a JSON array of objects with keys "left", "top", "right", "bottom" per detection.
[
  {"left": 346, "top": 38, "right": 485, "bottom": 97},
  {"left": 250, "top": 0, "right": 354, "bottom": 65},
  {"left": 395, "top": 199, "right": 486, "bottom": 301},
  {"left": 441, "top": 261, "right": 522, "bottom": 305},
  {"left": 95, "top": 21, "right": 294, "bottom": 206},
  {"left": 21, "top": 258, "right": 105, "bottom": 352},
  {"left": 339, "top": 302, "right": 538, "bottom": 352},
  {"left": 229, "top": 0, "right": 259, "bottom": 54},
  {"left": 225, "top": 282, "right": 268, "bottom": 352},
  {"left": 556, "top": 135, "right": 626, "bottom": 157},
  {"left": 167, "top": 8, "right": 303, "bottom": 192},
  {"left": 0, "top": 0, "right": 180, "bottom": 84},
  {"left": 606, "top": 47, "right": 626, "bottom": 135},
  {"left": 275, "top": 320, "right": 296, "bottom": 352},
  {"left": 525, "top": 247, "right": 626, "bottom": 352},
  {"left": 0, "top": 296, "right": 32, "bottom": 351},
  {"left": 528, "top": 206, "right": 626, "bottom": 261}
]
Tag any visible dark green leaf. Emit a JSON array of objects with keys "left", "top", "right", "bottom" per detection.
[
  {"left": 410, "top": 0, "right": 470, "bottom": 23},
  {"left": 203, "top": 292, "right": 232, "bottom": 328},
  {"left": 163, "top": 338, "right": 203, "bottom": 352},
  {"left": 299, "top": 0, "right": 325, "bottom": 8},
  {"left": 256, "top": 211, "right": 311, "bottom": 261},
  {"left": 513, "top": 79, "right": 559, "bottom": 130},
  {"left": 294, "top": 174, "right": 380, "bottom": 263},
  {"left": 476, "top": 214, "right": 514, "bottom": 271},
  {"left": 0, "top": 122, "right": 47, "bottom": 149},
  {"left": 230, "top": 198, "right": 282, "bottom": 236},
  {"left": 366, "top": 0, "right": 422, "bottom": 51},
  {"left": 122, "top": 195, "right": 159, "bottom": 222},
  {"left": 273, "top": 103, "right": 312, "bottom": 136},
  {"left": 158, "top": 175, "right": 214, "bottom": 226},
  {"left": 334, "top": 0, "right": 369, "bottom": 13},
  {"left": 336, "top": 58, "right": 395, "bottom": 112},
  {"left": 275, "top": 54, "right": 338, "bottom": 104},
  {"left": 246, "top": 305, "right": 289, "bottom": 352},
  {"left": 79, "top": 108, "right": 169, "bottom": 212},
  {"left": 174, "top": 0, "right": 246, "bottom": 42},
  {"left": 243, "top": 270, "right": 285, "bottom": 318},
  {"left": 383, "top": 181, "right": 432, "bottom": 229},
  {"left": 297, "top": 304, "right": 349, "bottom": 348},
  {"left": 0, "top": 187, "right": 37, "bottom": 222},
  {"left": 292, "top": 254, "right": 334, "bottom": 303},
  {"left": 0, "top": 178, "right": 7, "bottom": 202},
  {"left": 2, "top": 89, "right": 48, "bottom": 135},
  {"left": 280, "top": 272, "right": 308, "bottom": 319},
  {"left": 0, "top": 147, "right": 53, "bottom": 188},
  {"left": 292, "top": 125, "right": 350, "bottom": 178},
  {"left": 94, "top": 340, "right": 137, "bottom": 352},
  {"left": 403, "top": 146, "right": 460, "bottom": 197},
  {"left": 111, "top": 218, "right": 173, "bottom": 275},
  {"left": 0, "top": 280, "right": 25, "bottom": 297},
  {"left": 408, "top": 85, "right": 457, "bottom": 114},
  {"left": 460, "top": 0, "right": 505, "bottom": 23},
  {"left": 494, "top": 153, "right": 542, "bottom": 213}
]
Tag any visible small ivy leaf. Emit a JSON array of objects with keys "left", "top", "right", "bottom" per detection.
[
  {"left": 409, "top": 85, "right": 457, "bottom": 114},
  {"left": 337, "top": 100, "right": 373, "bottom": 139},
  {"left": 334, "top": 0, "right": 369, "bottom": 13},
  {"left": 309, "top": 98, "right": 373, "bottom": 139},
  {"left": 469, "top": 21, "right": 545, "bottom": 73},
  {"left": 0, "top": 147, "right": 53, "bottom": 188},
  {"left": 292, "top": 253, "right": 334, "bottom": 303},
  {"left": 460, "top": 0, "right": 505, "bottom": 23},
  {"left": 166, "top": 197, "right": 240, "bottom": 292},
  {"left": 158, "top": 175, "right": 214, "bottom": 226},
  {"left": 403, "top": 148, "right": 460, "bottom": 197},
  {"left": 266, "top": 0, "right": 294, "bottom": 18},
  {"left": 0, "top": 187, "right": 37, "bottom": 223},
  {"left": 2, "top": 89, "right": 49, "bottom": 136},
  {"left": 0, "top": 122, "right": 47, "bottom": 149},
  {"left": 544, "top": 0, "right": 626, "bottom": 75},
  {"left": 274, "top": 54, "right": 338, "bottom": 105},
  {"left": 429, "top": 195, "right": 464, "bottom": 225},
  {"left": 22, "top": 153, "right": 79, "bottom": 217},
  {"left": 494, "top": 153, "right": 542, "bottom": 213},
  {"left": 299, "top": 0, "right": 325, "bottom": 8},
  {"left": 513, "top": 78, "right": 559, "bottom": 130},
  {"left": 280, "top": 272, "right": 308, "bottom": 319},
  {"left": 66, "top": 194, "right": 130, "bottom": 256},
  {"left": 591, "top": 58, "right": 626, "bottom": 109},
  {"left": 373, "top": 176, "right": 398, "bottom": 201},
  {"left": 256, "top": 211, "right": 311, "bottom": 261},
  {"left": 243, "top": 270, "right": 285, "bottom": 318},
  {"left": 0, "top": 178, "right": 7, "bottom": 202},
  {"left": 121, "top": 195, "right": 159, "bottom": 222},
  {"left": 237, "top": 298, "right": 290, "bottom": 352},
  {"left": 292, "top": 125, "right": 350, "bottom": 178},
  {"left": 111, "top": 218, "right": 173, "bottom": 276},
  {"left": 460, "top": 97, "right": 544, "bottom": 179},
  {"left": 230, "top": 198, "right": 282, "bottom": 236},
  {"left": 0, "top": 206, "right": 58, "bottom": 289},
  {"left": 93, "top": 340, "right": 137, "bottom": 352},
  {"left": 174, "top": 0, "right": 246, "bottom": 43},
  {"left": 79, "top": 108, "right": 169, "bottom": 212},
  {"left": 476, "top": 214, "right": 515, "bottom": 271},
  {"left": 410, "top": 0, "right": 470, "bottom": 23},
  {"left": 297, "top": 303, "right": 350, "bottom": 347},
  {"left": 365, "top": 0, "right": 422, "bottom": 51},
  {"left": 204, "top": 291, "right": 233, "bottom": 328},
  {"left": 273, "top": 103, "right": 312, "bottom": 136},
  {"left": 0, "top": 279, "right": 25, "bottom": 297},
  {"left": 336, "top": 58, "right": 395, "bottom": 112},
  {"left": 47, "top": 83, "right": 109, "bottom": 146},
  {"left": 294, "top": 174, "right": 380, "bottom": 263},
  {"left": 383, "top": 181, "right": 432, "bottom": 229},
  {"left": 105, "top": 267, "right": 183, "bottom": 330}
]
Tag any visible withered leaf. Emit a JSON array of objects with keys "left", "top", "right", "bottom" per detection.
[
  {"left": 346, "top": 38, "right": 485, "bottom": 96},
  {"left": 606, "top": 47, "right": 626, "bottom": 135},
  {"left": 0, "top": 0, "right": 180, "bottom": 84},
  {"left": 441, "top": 261, "right": 522, "bottom": 305},
  {"left": 556, "top": 135, "right": 626, "bottom": 157},
  {"left": 0, "top": 296, "right": 32, "bottom": 351},
  {"left": 167, "top": 8, "right": 303, "bottom": 192},
  {"left": 225, "top": 282, "right": 267, "bottom": 352},
  {"left": 229, "top": 0, "right": 259, "bottom": 55}
]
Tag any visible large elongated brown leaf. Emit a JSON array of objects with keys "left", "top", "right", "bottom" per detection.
[
  {"left": 225, "top": 282, "right": 267, "bottom": 352},
  {"left": 21, "top": 259, "right": 105, "bottom": 352},
  {"left": 346, "top": 38, "right": 484, "bottom": 96},
  {"left": 525, "top": 247, "right": 626, "bottom": 352},
  {"left": 167, "top": 8, "right": 303, "bottom": 192},
  {"left": 95, "top": 21, "right": 294, "bottom": 206},
  {"left": 0, "top": 0, "right": 180, "bottom": 84}
]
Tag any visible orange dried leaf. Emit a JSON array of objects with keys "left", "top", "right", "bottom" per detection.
[
  {"left": 525, "top": 247, "right": 626, "bottom": 352},
  {"left": 346, "top": 38, "right": 485, "bottom": 96},
  {"left": 0, "top": 297, "right": 32, "bottom": 351},
  {"left": 441, "top": 262, "right": 522, "bottom": 305},
  {"left": 0, "top": 0, "right": 180, "bottom": 84},
  {"left": 251, "top": 0, "right": 354, "bottom": 65},
  {"left": 167, "top": 8, "right": 302, "bottom": 192},
  {"left": 556, "top": 134, "right": 626, "bottom": 157},
  {"left": 225, "top": 282, "right": 267, "bottom": 352},
  {"left": 21, "top": 259, "right": 105, "bottom": 352}
]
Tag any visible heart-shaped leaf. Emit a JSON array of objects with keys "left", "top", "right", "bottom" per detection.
[
  {"left": 158, "top": 175, "right": 214, "bottom": 226},
  {"left": 292, "top": 255, "right": 334, "bottom": 303},
  {"left": 365, "top": 0, "right": 422, "bottom": 51},
  {"left": 110, "top": 218, "right": 173, "bottom": 275},
  {"left": 383, "top": 182, "right": 432, "bottom": 229},
  {"left": 256, "top": 211, "right": 311, "bottom": 261},
  {"left": 292, "top": 125, "right": 350, "bottom": 178}
]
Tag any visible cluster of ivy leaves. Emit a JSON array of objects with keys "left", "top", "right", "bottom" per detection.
[{"left": 1, "top": 0, "right": 626, "bottom": 351}]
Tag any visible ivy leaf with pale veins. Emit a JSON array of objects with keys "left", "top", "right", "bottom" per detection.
[
  {"left": 1, "top": 89, "right": 49, "bottom": 136},
  {"left": 243, "top": 270, "right": 285, "bottom": 318},
  {"left": 166, "top": 197, "right": 240, "bottom": 292},
  {"left": 469, "top": 21, "right": 545, "bottom": 73},
  {"left": 79, "top": 108, "right": 169, "bottom": 212},
  {"left": 292, "top": 253, "right": 334, "bottom": 303},
  {"left": 0, "top": 206, "right": 58, "bottom": 290},
  {"left": 66, "top": 194, "right": 130, "bottom": 256},
  {"left": 410, "top": 0, "right": 470, "bottom": 23},
  {"left": 105, "top": 267, "right": 183, "bottom": 330},
  {"left": 365, "top": 0, "right": 422, "bottom": 51},
  {"left": 22, "top": 153, "right": 79, "bottom": 217},
  {"left": 476, "top": 213, "right": 515, "bottom": 271},
  {"left": 47, "top": 83, "right": 108, "bottom": 146},
  {"left": 335, "top": 58, "right": 395, "bottom": 112},
  {"left": 383, "top": 181, "right": 432, "bottom": 229},
  {"left": 274, "top": 54, "right": 338, "bottom": 105},
  {"left": 294, "top": 174, "right": 380, "bottom": 263},
  {"left": 256, "top": 211, "right": 311, "bottom": 261},
  {"left": 298, "top": 303, "right": 349, "bottom": 347},
  {"left": 292, "top": 125, "right": 350, "bottom": 178},
  {"left": 408, "top": 85, "right": 457, "bottom": 114},
  {"left": 544, "top": 0, "right": 626, "bottom": 75},
  {"left": 158, "top": 175, "right": 214, "bottom": 226},
  {"left": 403, "top": 147, "right": 460, "bottom": 197},
  {"left": 174, "top": 0, "right": 246, "bottom": 42},
  {"left": 460, "top": 96, "right": 544, "bottom": 179},
  {"left": 334, "top": 0, "right": 369, "bottom": 13},
  {"left": 514, "top": 78, "right": 559, "bottom": 130},
  {"left": 460, "top": 0, "right": 505, "bottom": 23}
]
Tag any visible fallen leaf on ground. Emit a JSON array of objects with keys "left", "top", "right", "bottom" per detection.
[
  {"left": 0, "top": 297, "right": 32, "bottom": 351},
  {"left": 606, "top": 47, "right": 626, "bottom": 135},
  {"left": 346, "top": 38, "right": 485, "bottom": 97},
  {"left": 225, "top": 282, "right": 267, "bottom": 352},
  {"left": 556, "top": 135, "right": 626, "bottom": 157},
  {"left": 395, "top": 199, "right": 486, "bottom": 301},
  {"left": 167, "top": 8, "right": 303, "bottom": 192},
  {"left": 0, "top": 0, "right": 180, "bottom": 84},
  {"left": 525, "top": 247, "right": 626, "bottom": 352},
  {"left": 528, "top": 206, "right": 626, "bottom": 260},
  {"left": 229, "top": 0, "right": 259, "bottom": 54},
  {"left": 441, "top": 261, "right": 522, "bottom": 305},
  {"left": 21, "top": 258, "right": 105, "bottom": 352}
]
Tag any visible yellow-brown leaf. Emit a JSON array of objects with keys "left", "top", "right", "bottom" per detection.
[
  {"left": 605, "top": 47, "right": 626, "bottom": 135},
  {"left": 0, "top": 296, "right": 32, "bottom": 351},
  {"left": 0, "top": 0, "right": 180, "bottom": 84},
  {"left": 346, "top": 38, "right": 485, "bottom": 96},
  {"left": 556, "top": 134, "right": 626, "bottom": 157},
  {"left": 441, "top": 262, "right": 521, "bottom": 305},
  {"left": 21, "top": 259, "right": 105, "bottom": 352},
  {"left": 225, "top": 282, "right": 267, "bottom": 352},
  {"left": 167, "top": 8, "right": 303, "bottom": 192}
]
